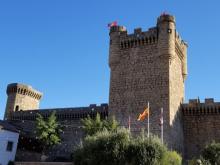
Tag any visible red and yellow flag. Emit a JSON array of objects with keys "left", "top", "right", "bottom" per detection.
[{"left": 137, "top": 108, "right": 149, "bottom": 121}]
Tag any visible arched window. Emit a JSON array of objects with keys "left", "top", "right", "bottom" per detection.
[{"left": 15, "top": 105, "right": 19, "bottom": 112}]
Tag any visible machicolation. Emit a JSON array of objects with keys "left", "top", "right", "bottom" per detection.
[{"left": 7, "top": 83, "right": 42, "bottom": 100}]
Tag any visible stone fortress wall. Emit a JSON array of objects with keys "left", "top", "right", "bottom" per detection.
[
  {"left": 5, "top": 82, "right": 108, "bottom": 161},
  {"left": 3, "top": 14, "right": 220, "bottom": 161},
  {"left": 182, "top": 98, "right": 220, "bottom": 159},
  {"left": 8, "top": 101, "right": 108, "bottom": 160},
  {"left": 10, "top": 104, "right": 108, "bottom": 121}
]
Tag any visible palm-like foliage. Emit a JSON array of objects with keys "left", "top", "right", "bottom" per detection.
[{"left": 81, "top": 113, "right": 119, "bottom": 136}]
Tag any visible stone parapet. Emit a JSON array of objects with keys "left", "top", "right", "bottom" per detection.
[
  {"left": 10, "top": 104, "right": 108, "bottom": 121},
  {"left": 182, "top": 98, "right": 220, "bottom": 159},
  {"left": 182, "top": 98, "right": 220, "bottom": 115},
  {"left": 7, "top": 83, "right": 42, "bottom": 100}
]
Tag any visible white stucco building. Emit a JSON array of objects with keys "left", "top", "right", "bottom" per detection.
[{"left": 0, "top": 120, "right": 19, "bottom": 165}]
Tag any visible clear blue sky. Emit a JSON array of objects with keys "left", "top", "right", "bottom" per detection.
[{"left": 1, "top": 0, "right": 220, "bottom": 119}]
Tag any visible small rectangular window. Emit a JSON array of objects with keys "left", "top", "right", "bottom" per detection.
[
  {"left": 6, "top": 141, "right": 13, "bottom": 152},
  {"left": 167, "top": 29, "right": 172, "bottom": 33}
]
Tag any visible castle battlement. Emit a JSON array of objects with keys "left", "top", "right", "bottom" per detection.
[
  {"left": 108, "top": 14, "right": 188, "bottom": 70},
  {"left": 157, "top": 14, "right": 175, "bottom": 25},
  {"left": 9, "top": 104, "right": 108, "bottom": 121},
  {"left": 119, "top": 27, "right": 158, "bottom": 50},
  {"left": 7, "top": 83, "right": 42, "bottom": 100},
  {"left": 182, "top": 98, "right": 220, "bottom": 115}
]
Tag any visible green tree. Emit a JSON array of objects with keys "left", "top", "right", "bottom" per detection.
[
  {"left": 202, "top": 142, "right": 220, "bottom": 165},
  {"left": 81, "top": 113, "right": 119, "bottom": 136},
  {"left": 36, "top": 111, "right": 62, "bottom": 153}
]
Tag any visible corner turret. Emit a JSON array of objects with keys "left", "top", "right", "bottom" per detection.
[
  {"left": 157, "top": 14, "right": 176, "bottom": 60},
  {"left": 109, "top": 25, "right": 127, "bottom": 68}
]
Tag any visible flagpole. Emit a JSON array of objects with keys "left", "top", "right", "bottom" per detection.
[
  {"left": 147, "top": 101, "right": 150, "bottom": 138},
  {"left": 161, "top": 107, "right": 164, "bottom": 144}
]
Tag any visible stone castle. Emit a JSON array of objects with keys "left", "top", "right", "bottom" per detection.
[{"left": 3, "top": 14, "right": 220, "bottom": 160}]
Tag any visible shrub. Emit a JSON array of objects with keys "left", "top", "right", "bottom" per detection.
[
  {"left": 125, "top": 136, "right": 166, "bottom": 165},
  {"left": 189, "top": 157, "right": 211, "bottom": 165},
  {"left": 72, "top": 128, "right": 172, "bottom": 165},
  {"left": 161, "top": 151, "right": 182, "bottom": 165},
  {"left": 72, "top": 128, "right": 130, "bottom": 165},
  {"left": 202, "top": 142, "right": 220, "bottom": 164}
]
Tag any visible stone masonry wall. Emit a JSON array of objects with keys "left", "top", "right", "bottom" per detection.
[
  {"left": 168, "top": 42, "right": 186, "bottom": 152},
  {"left": 109, "top": 14, "right": 187, "bottom": 152},
  {"left": 9, "top": 104, "right": 108, "bottom": 161},
  {"left": 12, "top": 119, "right": 83, "bottom": 161},
  {"left": 182, "top": 98, "right": 220, "bottom": 160},
  {"left": 5, "top": 83, "right": 42, "bottom": 120}
]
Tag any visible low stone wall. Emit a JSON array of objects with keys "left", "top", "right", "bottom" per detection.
[{"left": 15, "top": 162, "right": 73, "bottom": 165}]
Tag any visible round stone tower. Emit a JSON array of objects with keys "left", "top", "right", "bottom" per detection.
[
  {"left": 157, "top": 14, "right": 176, "bottom": 61},
  {"left": 109, "top": 25, "right": 127, "bottom": 68},
  {"left": 4, "top": 83, "right": 42, "bottom": 120}
]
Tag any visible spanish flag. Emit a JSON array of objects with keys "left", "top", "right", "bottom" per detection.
[{"left": 137, "top": 108, "right": 149, "bottom": 121}]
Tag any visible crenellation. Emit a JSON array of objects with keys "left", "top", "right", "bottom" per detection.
[
  {"left": 182, "top": 98, "right": 220, "bottom": 116},
  {"left": 157, "top": 14, "right": 175, "bottom": 25},
  {"left": 182, "top": 99, "right": 220, "bottom": 159},
  {"left": 109, "top": 25, "right": 126, "bottom": 33},
  {"left": 134, "top": 27, "right": 142, "bottom": 34},
  {"left": 7, "top": 84, "right": 42, "bottom": 100},
  {"left": 205, "top": 98, "right": 214, "bottom": 104},
  {"left": 9, "top": 104, "right": 108, "bottom": 121},
  {"left": 118, "top": 26, "right": 158, "bottom": 50}
]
